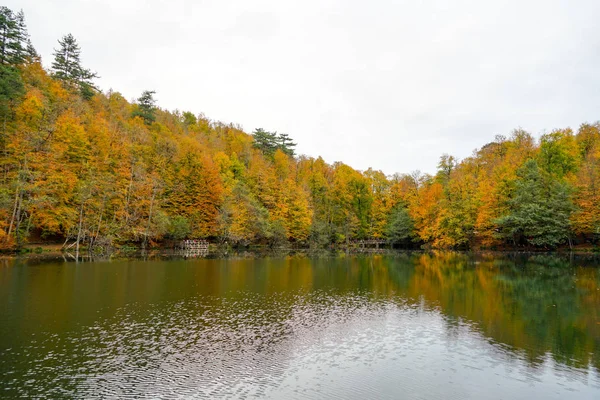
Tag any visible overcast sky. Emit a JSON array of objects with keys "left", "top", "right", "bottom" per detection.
[{"left": 8, "top": 0, "right": 600, "bottom": 174}]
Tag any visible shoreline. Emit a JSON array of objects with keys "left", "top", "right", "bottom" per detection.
[{"left": 3, "top": 245, "right": 600, "bottom": 263}]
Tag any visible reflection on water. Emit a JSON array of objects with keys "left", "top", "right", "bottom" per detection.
[{"left": 1, "top": 252, "right": 599, "bottom": 399}]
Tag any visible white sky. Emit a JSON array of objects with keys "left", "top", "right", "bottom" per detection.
[{"left": 9, "top": 0, "right": 600, "bottom": 174}]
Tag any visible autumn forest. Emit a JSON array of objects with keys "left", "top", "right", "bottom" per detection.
[{"left": 1, "top": 7, "right": 600, "bottom": 252}]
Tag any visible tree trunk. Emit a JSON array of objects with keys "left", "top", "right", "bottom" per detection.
[
  {"left": 91, "top": 195, "right": 106, "bottom": 251},
  {"left": 345, "top": 218, "right": 350, "bottom": 252},
  {"left": 14, "top": 189, "right": 23, "bottom": 247},
  {"left": 6, "top": 184, "right": 20, "bottom": 242},
  {"left": 124, "top": 162, "right": 134, "bottom": 224},
  {"left": 62, "top": 234, "right": 70, "bottom": 249},
  {"left": 143, "top": 187, "right": 156, "bottom": 250}
]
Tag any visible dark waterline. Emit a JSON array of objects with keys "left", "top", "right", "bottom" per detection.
[{"left": 1, "top": 252, "right": 599, "bottom": 399}]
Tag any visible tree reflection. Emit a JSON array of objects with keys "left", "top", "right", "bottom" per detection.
[{"left": 407, "top": 253, "right": 600, "bottom": 372}]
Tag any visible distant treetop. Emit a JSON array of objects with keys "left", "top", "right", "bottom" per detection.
[
  {"left": 132, "top": 90, "right": 157, "bottom": 125},
  {"left": 51, "top": 33, "right": 98, "bottom": 99},
  {"left": 252, "top": 128, "right": 297, "bottom": 157}
]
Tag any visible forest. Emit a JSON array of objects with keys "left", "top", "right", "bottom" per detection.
[{"left": 1, "top": 6, "right": 599, "bottom": 251}]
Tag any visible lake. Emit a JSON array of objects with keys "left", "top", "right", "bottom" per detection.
[{"left": 1, "top": 252, "right": 599, "bottom": 399}]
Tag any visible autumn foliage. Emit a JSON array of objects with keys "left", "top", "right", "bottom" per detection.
[{"left": 2, "top": 9, "right": 600, "bottom": 250}]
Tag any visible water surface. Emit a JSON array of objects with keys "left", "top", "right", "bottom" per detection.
[{"left": 1, "top": 252, "right": 599, "bottom": 399}]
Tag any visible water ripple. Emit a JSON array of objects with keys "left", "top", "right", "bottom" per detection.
[{"left": 1, "top": 288, "right": 598, "bottom": 399}]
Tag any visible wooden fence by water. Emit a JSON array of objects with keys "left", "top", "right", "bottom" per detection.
[{"left": 180, "top": 240, "right": 210, "bottom": 251}]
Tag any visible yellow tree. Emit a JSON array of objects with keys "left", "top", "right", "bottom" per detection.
[
  {"left": 33, "top": 111, "right": 89, "bottom": 240},
  {"left": 330, "top": 162, "right": 372, "bottom": 242},
  {"left": 166, "top": 137, "right": 223, "bottom": 238},
  {"left": 409, "top": 179, "right": 443, "bottom": 245},
  {"left": 474, "top": 130, "right": 536, "bottom": 247},
  {"left": 364, "top": 168, "right": 392, "bottom": 239},
  {"left": 571, "top": 123, "right": 600, "bottom": 236}
]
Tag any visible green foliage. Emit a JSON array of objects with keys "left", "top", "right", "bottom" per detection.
[
  {"left": 267, "top": 219, "right": 287, "bottom": 247},
  {"left": 182, "top": 111, "right": 197, "bottom": 126},
  {"left": 386, "top": 206, "right": 414, "bottom": 243},
  {"left": 348, "top": 176, "right": 372, "bottom": 238},
  {"left": 218, "top": 182, "right": 272, "bottom": 245},
  {"left": 495, "top": 159, "right": 575, "bottom": 248},
  {"left": 309, "top": 219, "right": 332, "bottom": 248},
  {"left": 252, "top": 128, "right": 278, "bottom": 154},
  {"left": 538, "top": 129, "right": 578, "bottom": 177},
  {"left": 0, "top": 63, "right": 24, "bottom": 117},
  {"left": 252, "top": 128, "right": 297, "bottom": 157},
  {"left": 51, "top": 34, "right": 98, "bottom": 98},
  {"left": 0, "top": 7, "right": 28, "bottom": 65},
  {"left": 576, "top": 123, "right": 600, "bottom": 157},
  {"left": 24, "top": 38, "right": 38, "bottom": 63},
  {"left": 132, "top": 90, "right": 157, "bottom": 125},
  {"left": 436, "top": 154, "right": 457, "bottom": 185},
  {"left": 169, "top": 215, "right": 191, "bottom": 240},
  {"left": 277, "top": 133, "right": 296, "bottom": 156}
]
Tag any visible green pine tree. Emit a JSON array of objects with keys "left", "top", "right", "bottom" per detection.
[
  {"left": 24, "top": 38, "right": 39, "bottom": 63},
  {"left": 386, "top": 206, "right": 414, "bottom": 244},
  {"left": 252, "top": 128, "right": 278, "bottom": 155},
  {"left": 0, "top": 7, "right": 28, "bottom": 66},
  {"left": 51, "top": 33, "right": 98, "bottom": 98},
  {"left": 132, "top": 90, "right": 157, "bottom": 125},
  {"left": 495, "top": 159, "right": 575, "bottom": 248},
  {"left": 11, "top": 10, "right": 28, "bottom": 64},
  {"left": 0, "top": 63, "right": 24, "bottom": 149},
  {"left": 277, "top": 133, "right": 297, "bottom": 156}
]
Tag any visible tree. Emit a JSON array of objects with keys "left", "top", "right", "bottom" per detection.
[
  {"left": 218, "top": 182, "right": 270, "bottom": 245},
  {"left": 251, "top": 129, "right": 297, "bottom": 158},
  {"left": 330, "top": 163, "right": 372, "bottom": 241},
  {"left": 12, "top": 10, "right": 28, "bottom": 64},
  {"left": 538, "top": 129, "right": 578, "bottom": 177},
  {"left": 165, "top": 138, "right": 223, "bottom": 238},
  {"left": 436, "top": 154, "right": 457, "bottom": 185},
  {"left": 409, "top": 179, "right": 443, "bottom": 244},
  {"left": 387, "top": 206, "right": 414, "bottom": 244},
  {"left": 132, "top": 90, "right": 157, "bottom": 125},
  {"left": 277, "top": 133, "right": 297, "bottom": 156},
  {"left": 51, "top": 34, "right": 98, "bottom": 98},
  {"left": 252, "top": 128, "right": 278, "bottom": 154},
  {"left": 495, "top": 159, "right": 574, "bottom": 248},
  {"left": 0, "top": 63, "right": 24, "bottom": 125},
  {"left": 24, "top": 38, "right": 38, "bottom": 63},
  {"left": 0, "top": 7, "right": 28, "bottom": 66},
  {"left": 365, "top": 168, "right": 393, "bottom": 239},
  {"left": 168, "top": 215, "right": 191, "bottom": 240},
  {"left": 571, "top": 123, "right": 600, "bottom": 237},
  {"left": 181, "top": 111, "right": 197, "bottom": 126},
  {"left": 436, "top": 159, "right": 481, "bottom": 248}
]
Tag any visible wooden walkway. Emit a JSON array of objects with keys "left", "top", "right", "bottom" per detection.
[
  {"left": 347, "top": 239, "right": 388, "bottom": 249},
  {"left": 180, "top": 239, "right": 209, "bottom": 251},
  {"left": 176, "top": 240, "right": 210, "bottom": 258}
]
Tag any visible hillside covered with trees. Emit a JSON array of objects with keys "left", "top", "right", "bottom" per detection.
[{"left": 1, "top": 6, "right": 600, "bottom": 251}]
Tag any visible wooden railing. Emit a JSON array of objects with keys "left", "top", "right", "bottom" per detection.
[
  {"left": 347, "top": 239, "right": 388, "bottom": 249},
  {"left": 180, "top": 239, "right": 209, "bottom": 251}
]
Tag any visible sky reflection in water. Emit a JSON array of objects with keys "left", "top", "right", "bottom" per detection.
[{"left": 1, "top": 252, "right": 599, "bottom": 399}]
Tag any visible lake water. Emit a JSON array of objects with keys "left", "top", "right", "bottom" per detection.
[{"left": 1, "top": 252, "right": 600, "bottom": 399}]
